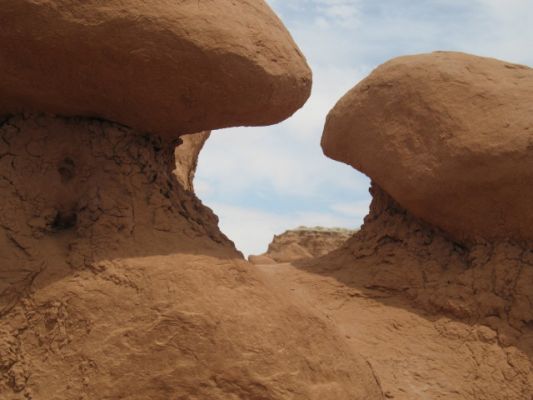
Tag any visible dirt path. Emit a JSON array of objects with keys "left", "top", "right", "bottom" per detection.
[{"left": 256, "top": 263, "right": 532, "bottom": 400}]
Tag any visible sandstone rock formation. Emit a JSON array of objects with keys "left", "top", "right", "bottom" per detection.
[
  {"left": 314, "top": 52, "right": 533, "bottom": 399},
  {"left": 322, "top": 51, "right": 533, "bottom": 244},
  {"left": 250, "top": 227, "right": 355, "bottom": 264},
  {"left": 0, "top": 0, "right": 312, "bottom": 137},
  {"left": 0, "top": 3, "right": 384, "bottom": 399},
  {"left": 289, "top": 184, "right": 533, "bottom": 399},
  {"left": 258, "top": 231, "right": 533, "bottom": 400},
  {"left": 173, "top": 131, "right": 210, "bottom": 192},
  {"left": 248, "top": 254, "right": 278, "bottom": 265},
  {"left": 0, "top": 116, "right": 384, "bottom": 400}
]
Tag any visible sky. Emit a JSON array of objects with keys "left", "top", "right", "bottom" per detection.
[{"left": 195, "top": 0, "right": 533, "bottom": 256}]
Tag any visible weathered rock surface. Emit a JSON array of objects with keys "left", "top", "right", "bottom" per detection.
[
  {"left": 287, "top": 183, "right": 533, "bottom": 399},
  {"left": 0, "top": 115, "right": 383, "bottom": 400},
  {"left": 259, "top": 244, "right": 533, "bottom": 400},
  {"left": 258, "top": 184, "right": 533, "bottom": 399},
  {"left": 0, "top": 0, "right": 311, "bottom": 137},
  {"left": 0, "top": 3, "right": 387, "bottom": 398},
  {"left": 0, "top": 3, "right": 390, "bottom": 399},
  {"left": 173, "top": 131, "right": 210, "bottom": 192},
  {"left": 316, "top": 52, "right": 533, "bottom": 398},
  {"left": 250, "top": 227, "right": 355, "bottom": 264},
  {"left": 322, "top": 52, "right": 533, "bottom": 244}
]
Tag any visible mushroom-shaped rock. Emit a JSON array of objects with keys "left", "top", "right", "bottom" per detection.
[
  {"left": 0, "top": 3, "right": 383, "bottom": 398},
  {"left": 0, "top": 0, "right": 311, "bottom": 137},
  {"left": 322, "top": 52, "right": 533, "bottom": 244}
]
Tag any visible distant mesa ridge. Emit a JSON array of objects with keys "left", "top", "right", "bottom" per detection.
[{"left": 249, "top": 226, "right": 356, "bottom": 264}]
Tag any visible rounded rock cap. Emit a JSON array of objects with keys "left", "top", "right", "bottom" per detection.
[
  {"left": 322, "top": 51, "right": 533, "bottom": 244},
  {"left": 0, "top": 0, "right": 312, "bottom": 137}
]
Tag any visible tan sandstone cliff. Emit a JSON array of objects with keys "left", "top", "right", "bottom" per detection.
[{"left": 249, "top": 227, "right": 356, "bottom": 264}]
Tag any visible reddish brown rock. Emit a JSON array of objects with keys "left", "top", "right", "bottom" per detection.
[
  {"left": 0, "top": 115, "right": 383, "bottom": 400},
  {"left": 0, "top": 3, "right": 388, "bottom": 398},
  {"left": 0, "top": 0, "right": 311, "bottom": 138},
  {"left": 287, "top": 183, "right": 533, "bottom": 399},
  {"left": 315, "top": 51, "right": 533, "bottom": 398},
  {"left": 322, "top": 52, "right": 533, "bottom": 244}
]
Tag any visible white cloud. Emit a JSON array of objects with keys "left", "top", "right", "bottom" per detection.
[
  {"left": 316, "top": 0, "right": 361, "bottom": 28},
  {"left": 268, "top": 0, "right": 361, "bottom": 29},
  {"left": 466, "top": 0, "right": 533, "bottom": 65},
  {"left": 197, "top": 112, "right": 369, "bottom": 201},
  {"left": 330, "top": 200, "right": 369, "bottom": 219}
]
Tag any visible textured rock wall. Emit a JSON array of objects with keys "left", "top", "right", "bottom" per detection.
[
  {"left": 0, "top": 115, "right": 383, "bottom": 400},
  {"left": 318, "top": 52, "right": 533, "bottom": 397},
  {"left": 0, "top": 114, "right": 235, "bottom": 321},
  {"left": 345, "top": 184, "right": 533, "bottom": 329},
  {"left": 304, "top": 183, "right": 533, "bottom": 397}
]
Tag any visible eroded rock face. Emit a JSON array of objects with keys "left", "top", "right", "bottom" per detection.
[
  {"left": 299, "top": 183, "right": 533, "bottom": 399},
  {"left": 0, "top": 115, "right": 234, "bottom": 319},
  {"left": 0, "top": 0, "right": 312, "bottom": 137},
  {"left": 174, "top": 131, "right": 210, "bottom": 192},
  {"left": 250, "top": 227, "right": 355, "bottom": 264},
  {"left": 347, "top": 184, "right": 533, "bottom": 329},
  {"left": 0, "top": 3, "right": 387, "bottom": 398},
  {"left": 322, "top": 52, "right": 533, "bottom": 244},
  {"left": 0, "top": 115, "right": 383, "bottom": 400},
  {"left": 317, "top": 52, "right": 533, "bottom": 398}
]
